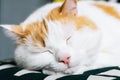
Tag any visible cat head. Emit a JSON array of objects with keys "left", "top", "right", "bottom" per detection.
[{"left": 0, "top": 0, "right": 96, "bottom": 73}]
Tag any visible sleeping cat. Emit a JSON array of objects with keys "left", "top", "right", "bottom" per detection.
[{"left": 1, "top": 0, "right": 120, "bottom": 75}]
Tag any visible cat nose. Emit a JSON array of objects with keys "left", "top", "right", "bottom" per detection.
[{"left": 59, "top": 56, "right": 70, "bottom": 65}]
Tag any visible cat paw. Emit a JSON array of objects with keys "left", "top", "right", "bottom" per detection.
[
  {"left": 56, "top": 63, "right": 68, "bottom": 71},
  {"left": 64, "top": 68, "right": 74, "bottom": 74}
]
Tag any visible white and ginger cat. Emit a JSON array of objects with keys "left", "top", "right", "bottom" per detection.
[{"left": 1, "top": 0, "right": 120, "bottom": 75}]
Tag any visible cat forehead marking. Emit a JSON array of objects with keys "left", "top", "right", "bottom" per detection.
[
  {"left": 19, "top": 21, "right": 48, "bottom": 47},
  {"left": 46, "top": 7, "right": 97, "bottom": 30}
]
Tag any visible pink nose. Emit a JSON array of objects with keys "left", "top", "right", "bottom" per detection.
[{"left": 59, "top": 56, "right": 70, "bottom": 65}]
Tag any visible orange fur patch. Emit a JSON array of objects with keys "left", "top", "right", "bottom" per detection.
[
  {"left": 93, "top": 3, "right": 120, "bottom": 19},
  {"left": 14, "top": 21, "right": 48, "bottom": 47},
  {"left": 24, "top": 21, "right": 48, "bottom": 47},
  {"left": 46, "top": 7, "right": 96, "bottom": 30},
  {"left": 12, "top": 25, "right": 24, "bottom": 36}
]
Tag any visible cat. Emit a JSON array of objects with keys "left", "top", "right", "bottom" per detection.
[{"left": 1, "top": 0, "right": 120, "bottom": 75}]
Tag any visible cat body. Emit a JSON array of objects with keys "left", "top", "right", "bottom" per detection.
[{"left": 1, "top": 0, "right": 120, "bottom": 75}]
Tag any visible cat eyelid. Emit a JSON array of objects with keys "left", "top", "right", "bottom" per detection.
[
  {"left": 41, "top": 48, "right": 54, "bottom": 54},
  {"left": 31, "top": 49, "right": 53, "bottom": 54},
  {"left": 45, "top": 49, "right": 54, "bottom": 54},
  {"left": 66, "top": 36, "right": 72, "bottom": 44}
]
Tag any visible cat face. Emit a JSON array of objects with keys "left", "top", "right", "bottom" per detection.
[{"left": 0, "top": 0, "right": 78, "bottom": 72}]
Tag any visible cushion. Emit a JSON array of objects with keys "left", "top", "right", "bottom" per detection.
[{"left": 0, "top": 59, "right": 120, "bottom": 80}]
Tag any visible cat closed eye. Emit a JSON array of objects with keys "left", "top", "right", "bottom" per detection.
[
  {"left": 46, "top": 50, "right": 54, "bottom": 54},
  {"left": 66, "top": 36, "right": 71, "bottom": 44},
  {"left": 31, "top": 49, "right": 53, "bottom": 54},
  {"left": 39, "top": 49, "right": 54, "bottom": 54}
]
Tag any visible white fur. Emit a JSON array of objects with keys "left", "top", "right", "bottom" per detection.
[{"left": 1, "top": 1, "right": 120, "bottom": 76}]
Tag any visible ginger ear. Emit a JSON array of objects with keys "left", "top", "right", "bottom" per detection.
[
  {"left": 0, "top": 24, "right": 24, "bottom": 39},
  {"left": 60, "top": 0, "right": 78, "bottom": 15}
]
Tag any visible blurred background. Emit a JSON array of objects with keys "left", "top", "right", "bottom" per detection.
[{"left": 0, "top": 0, "right": 119, "bottom": 60}]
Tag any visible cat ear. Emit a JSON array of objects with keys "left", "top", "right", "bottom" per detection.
[
  {"left": 60, "top": 0, "right": 78, "bottom": 15},
  {"left": 0, "top": 24, "right": 24, "bottom": 39}
]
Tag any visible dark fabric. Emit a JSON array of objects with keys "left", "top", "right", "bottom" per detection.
[
  {"left": 117, "top": 0, "right": 120, "bottom": 2},
  {"left": 0, "top": 60, "right": 120, "bottom": 80}
]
